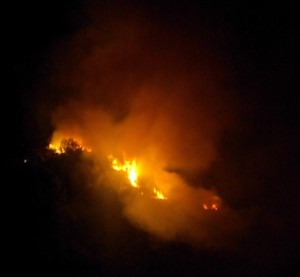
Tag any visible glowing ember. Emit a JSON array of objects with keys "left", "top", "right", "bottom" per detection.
[
  {"left": 108, "top": 155, "right": 139, "bottom": 188},
  {"left": 203, "top": 203, "right": 218, "bottom": 211}
]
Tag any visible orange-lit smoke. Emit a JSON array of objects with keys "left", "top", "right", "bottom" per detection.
[{"left": 46, "top": 4, "right": 244, "bottom": 248}]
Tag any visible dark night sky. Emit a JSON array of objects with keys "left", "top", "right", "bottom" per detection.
[
  {"left": 7, "top": 1, "right": 299, "bottom": 154},
  {"left": 6, "top": 1, "right": 300, "bottom": 276}
]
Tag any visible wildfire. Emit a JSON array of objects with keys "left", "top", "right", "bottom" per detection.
[
  {"left": 47, "top": 138, "right": 218, "bottom": 208},
  {"left": 49, "top": 142, "right": 65, "bottom": 154},
  {"left": 108, "top": 155, "right": 139, "bottom": 188},
  {"left": 48, "top": 138, "right": 92, "bottom": 154},
  {"left": 108, "top": 155, "right": 167, "bottom": 200}
]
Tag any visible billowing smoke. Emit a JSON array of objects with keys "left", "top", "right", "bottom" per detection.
[{"left": 45, "top": 2, "right": 246, "bottom": 249}]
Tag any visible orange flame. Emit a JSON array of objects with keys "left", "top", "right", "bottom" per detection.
[
  {"left": 48, "top": 138, "right": 92, "bottom": 154},
  {"left": 49, "top": 143, "right": 65, "bottom": 154},
  {"left": 108, "top": 155, "right": 167, "bottom": 200},
  {"left": 153, "top": 187, "right": 167, "bottom": 200},
  {"left": 108, "top": 155, "right": 139, "bottom": 188}
]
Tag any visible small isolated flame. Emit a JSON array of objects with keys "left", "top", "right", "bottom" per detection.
[
  {"left": 153, "top": 187, "right": 167, "bottom": 200},
  {"left": 108, "top": 155, "right": 139, "bottom": 188},
  {"left": 203, "top": 203, "right": 218, "bottom": 211},
  {"left": 211, "top": 204, "right": 218, "bottom": 210}
]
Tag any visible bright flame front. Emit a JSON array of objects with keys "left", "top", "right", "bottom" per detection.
[
  {"left": 48, "top": 137, "right": 92, "bottom": 154},
  {"left": 108, "top": 154, "right": 167, "bottom": 200},
  {"left": 108, "top": 155, "right": 139, "bottom": 188},
  {"left": 47, "top": 138, "right": 220, "bottom": 208}
]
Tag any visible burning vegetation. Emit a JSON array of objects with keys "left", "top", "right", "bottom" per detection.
[
  {"left": 48, "top": 138, "right": 222, "bottom": 211},
  {"left": 48, "top": 138, "right": 92, "bottom": 154},
  {"left": 108, "top": 154, "right": 167, "bottom": 200}
]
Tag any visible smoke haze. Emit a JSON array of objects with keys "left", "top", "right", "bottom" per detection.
[{"left": 46, "top": 1, "right": 244, "bottom": 248}]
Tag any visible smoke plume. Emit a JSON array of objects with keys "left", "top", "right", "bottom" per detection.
[{"left": 45, "top": 2, "right": 245, "bottom": 249}]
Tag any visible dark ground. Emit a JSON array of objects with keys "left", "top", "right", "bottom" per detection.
[{"left": 5, "top": 1, "right": 300, "bottom": 276}]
